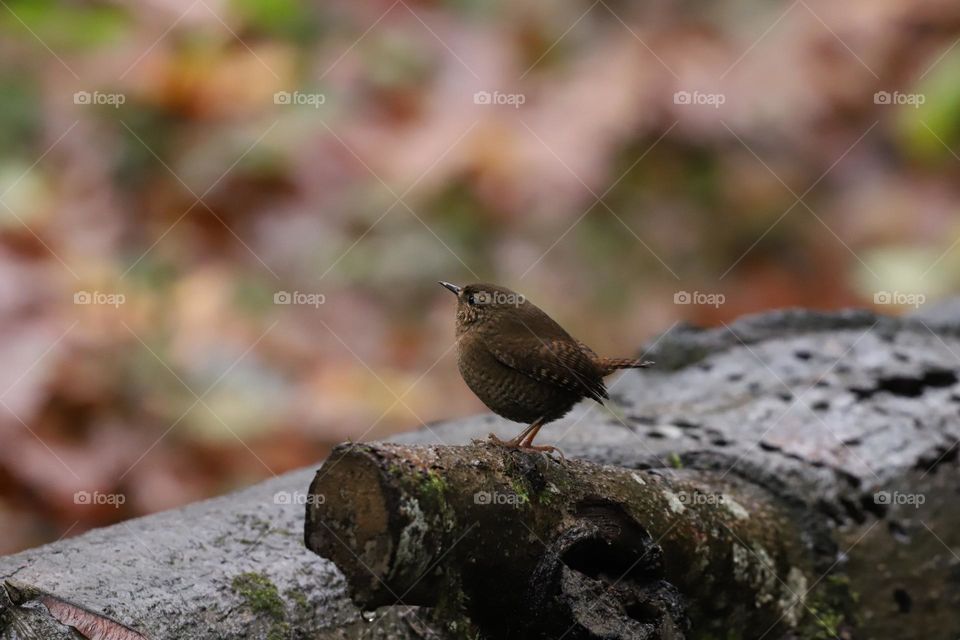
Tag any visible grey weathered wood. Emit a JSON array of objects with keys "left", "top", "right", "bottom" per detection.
[{"left": 1, "top": 306, "right": 958, "bottom": 638}]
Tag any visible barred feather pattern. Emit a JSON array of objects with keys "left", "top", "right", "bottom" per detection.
[{"left": 596, "top": 357, "right": 654, "bottom": 376}]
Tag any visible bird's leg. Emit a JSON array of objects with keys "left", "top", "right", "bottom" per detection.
[
  {"left": 518, "top": 421, "right": 564, "bottom": 459},
  {"left": 488, "top": 417, "right": 564, "bottom": 459},
  {"left": 517, "top": 421, "right": 543, "bottom": 447},
  {"left": 488, "top": 417, "right": 544, "bottom": 447}
]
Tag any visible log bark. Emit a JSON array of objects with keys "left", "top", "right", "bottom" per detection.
[{"left": 306, "top": 442, "right": 822, "bottom": 639}]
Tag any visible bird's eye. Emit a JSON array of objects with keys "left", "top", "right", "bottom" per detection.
[{"left": 467, "top": 293, "right": 476, "bottom": 305}]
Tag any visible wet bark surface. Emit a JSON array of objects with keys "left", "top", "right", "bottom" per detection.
[{"left": 1, "top": 305, "right": 958, "bottom": 638}]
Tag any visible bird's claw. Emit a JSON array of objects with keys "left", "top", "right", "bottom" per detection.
[
  {"left": 486, "top": 433, "right": 565, "bottom": 460},
  {"left": 519, "top": 443, "right": 565, "bottom": 460},
  {"left": 486, "top": 432, "right": 518, "bottom": 446}
]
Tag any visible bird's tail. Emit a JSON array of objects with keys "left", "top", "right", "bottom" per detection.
[{"left": 598, "top": 357, "right": 654, "bottom": 375}]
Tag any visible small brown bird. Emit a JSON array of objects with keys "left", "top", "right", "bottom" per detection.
[{"left": 440, "top": 282, "right": 652, "bottom": 456}]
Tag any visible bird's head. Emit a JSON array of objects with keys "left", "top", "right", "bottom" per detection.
[{"left": 439, "top": 282, "right": 527, "bottom": 332}]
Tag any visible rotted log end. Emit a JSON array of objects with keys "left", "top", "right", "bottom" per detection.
[
  {"left": 305, "top": 443, "right": 446, "bottom": 609},
  {"left": 304, "top": 445, "right": 381, "bottom": 604}
]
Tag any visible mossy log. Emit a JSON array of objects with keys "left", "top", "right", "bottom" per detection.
[{"left": 306, "top": 442, "right": 822, "bottom": 639}]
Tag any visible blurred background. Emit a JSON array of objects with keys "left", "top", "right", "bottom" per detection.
[{"left": 0, "top": 0, "right": 959, "bottom": 555}]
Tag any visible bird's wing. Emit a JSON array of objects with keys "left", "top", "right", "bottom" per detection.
[{"left": 484, "top": 313, "right": 608, "bottom": 403}]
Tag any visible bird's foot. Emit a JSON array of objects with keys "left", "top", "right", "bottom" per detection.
[
  {"left": 519, "top": 442, "right": 565, "bottom": 460},
  {"left": 486, "top": 432, "right": 522, "bottom": 447},
  {"left": 486, "top": 433, "right": 565, "bottom": 460}
]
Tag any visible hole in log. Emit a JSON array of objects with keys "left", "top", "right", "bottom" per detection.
[
  {"left": 521, "top": 501, "right": 686, "bottom": 638},
  {"left": 915, "top": 443, "right": 958, "bottom": 474},
  {"left": 569, "top": 501, "right": 665, "bottom": 580},
  {"left": 563, "top": 535, "right": 654, "bottom": 585},
  {"left": 893, "top": 588, "right": 912, "bottom": 613},
  {"left": 849, "top": 369, "right": 957, "bottom": 400},
  {"left": 861, "top": 493, "right": 886, "bottom": 518},
  {"left": 624, "top": 599, "right": 660, "bottom": 623}
]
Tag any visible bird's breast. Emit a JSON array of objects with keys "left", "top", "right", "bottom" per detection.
[{"left": 456, "top": 333, "right": 579, "bottom": 423}]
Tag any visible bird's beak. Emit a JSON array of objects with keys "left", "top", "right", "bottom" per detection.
[{"left": 439, "top": 281, "right": 462, "bottom": 295}]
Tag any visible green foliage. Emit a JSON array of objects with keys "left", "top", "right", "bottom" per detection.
[
  {"left": 898, "top": 49, "right": 960, "bottom": 162},
  {"left": 229, "top": 0, "right": 322, "bottom": 42},
  {"left": 1, "top": 0, "right": 127, "bottom": 49},
  {"left": 0, "top": 76, "right": 40, "bottom": 157}
]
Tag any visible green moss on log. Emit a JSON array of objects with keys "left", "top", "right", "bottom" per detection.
[{"left": 231, "top": 572, "right": 291, "bottom": 640}]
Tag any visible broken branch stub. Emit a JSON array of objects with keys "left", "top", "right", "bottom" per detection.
[{"left": 305, "top": 442, "right": 819, "bottom": 639}]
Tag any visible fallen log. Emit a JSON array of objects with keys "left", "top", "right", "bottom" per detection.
[{"left": 306, "top": 442, "right": 824, "bottom": 639}]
